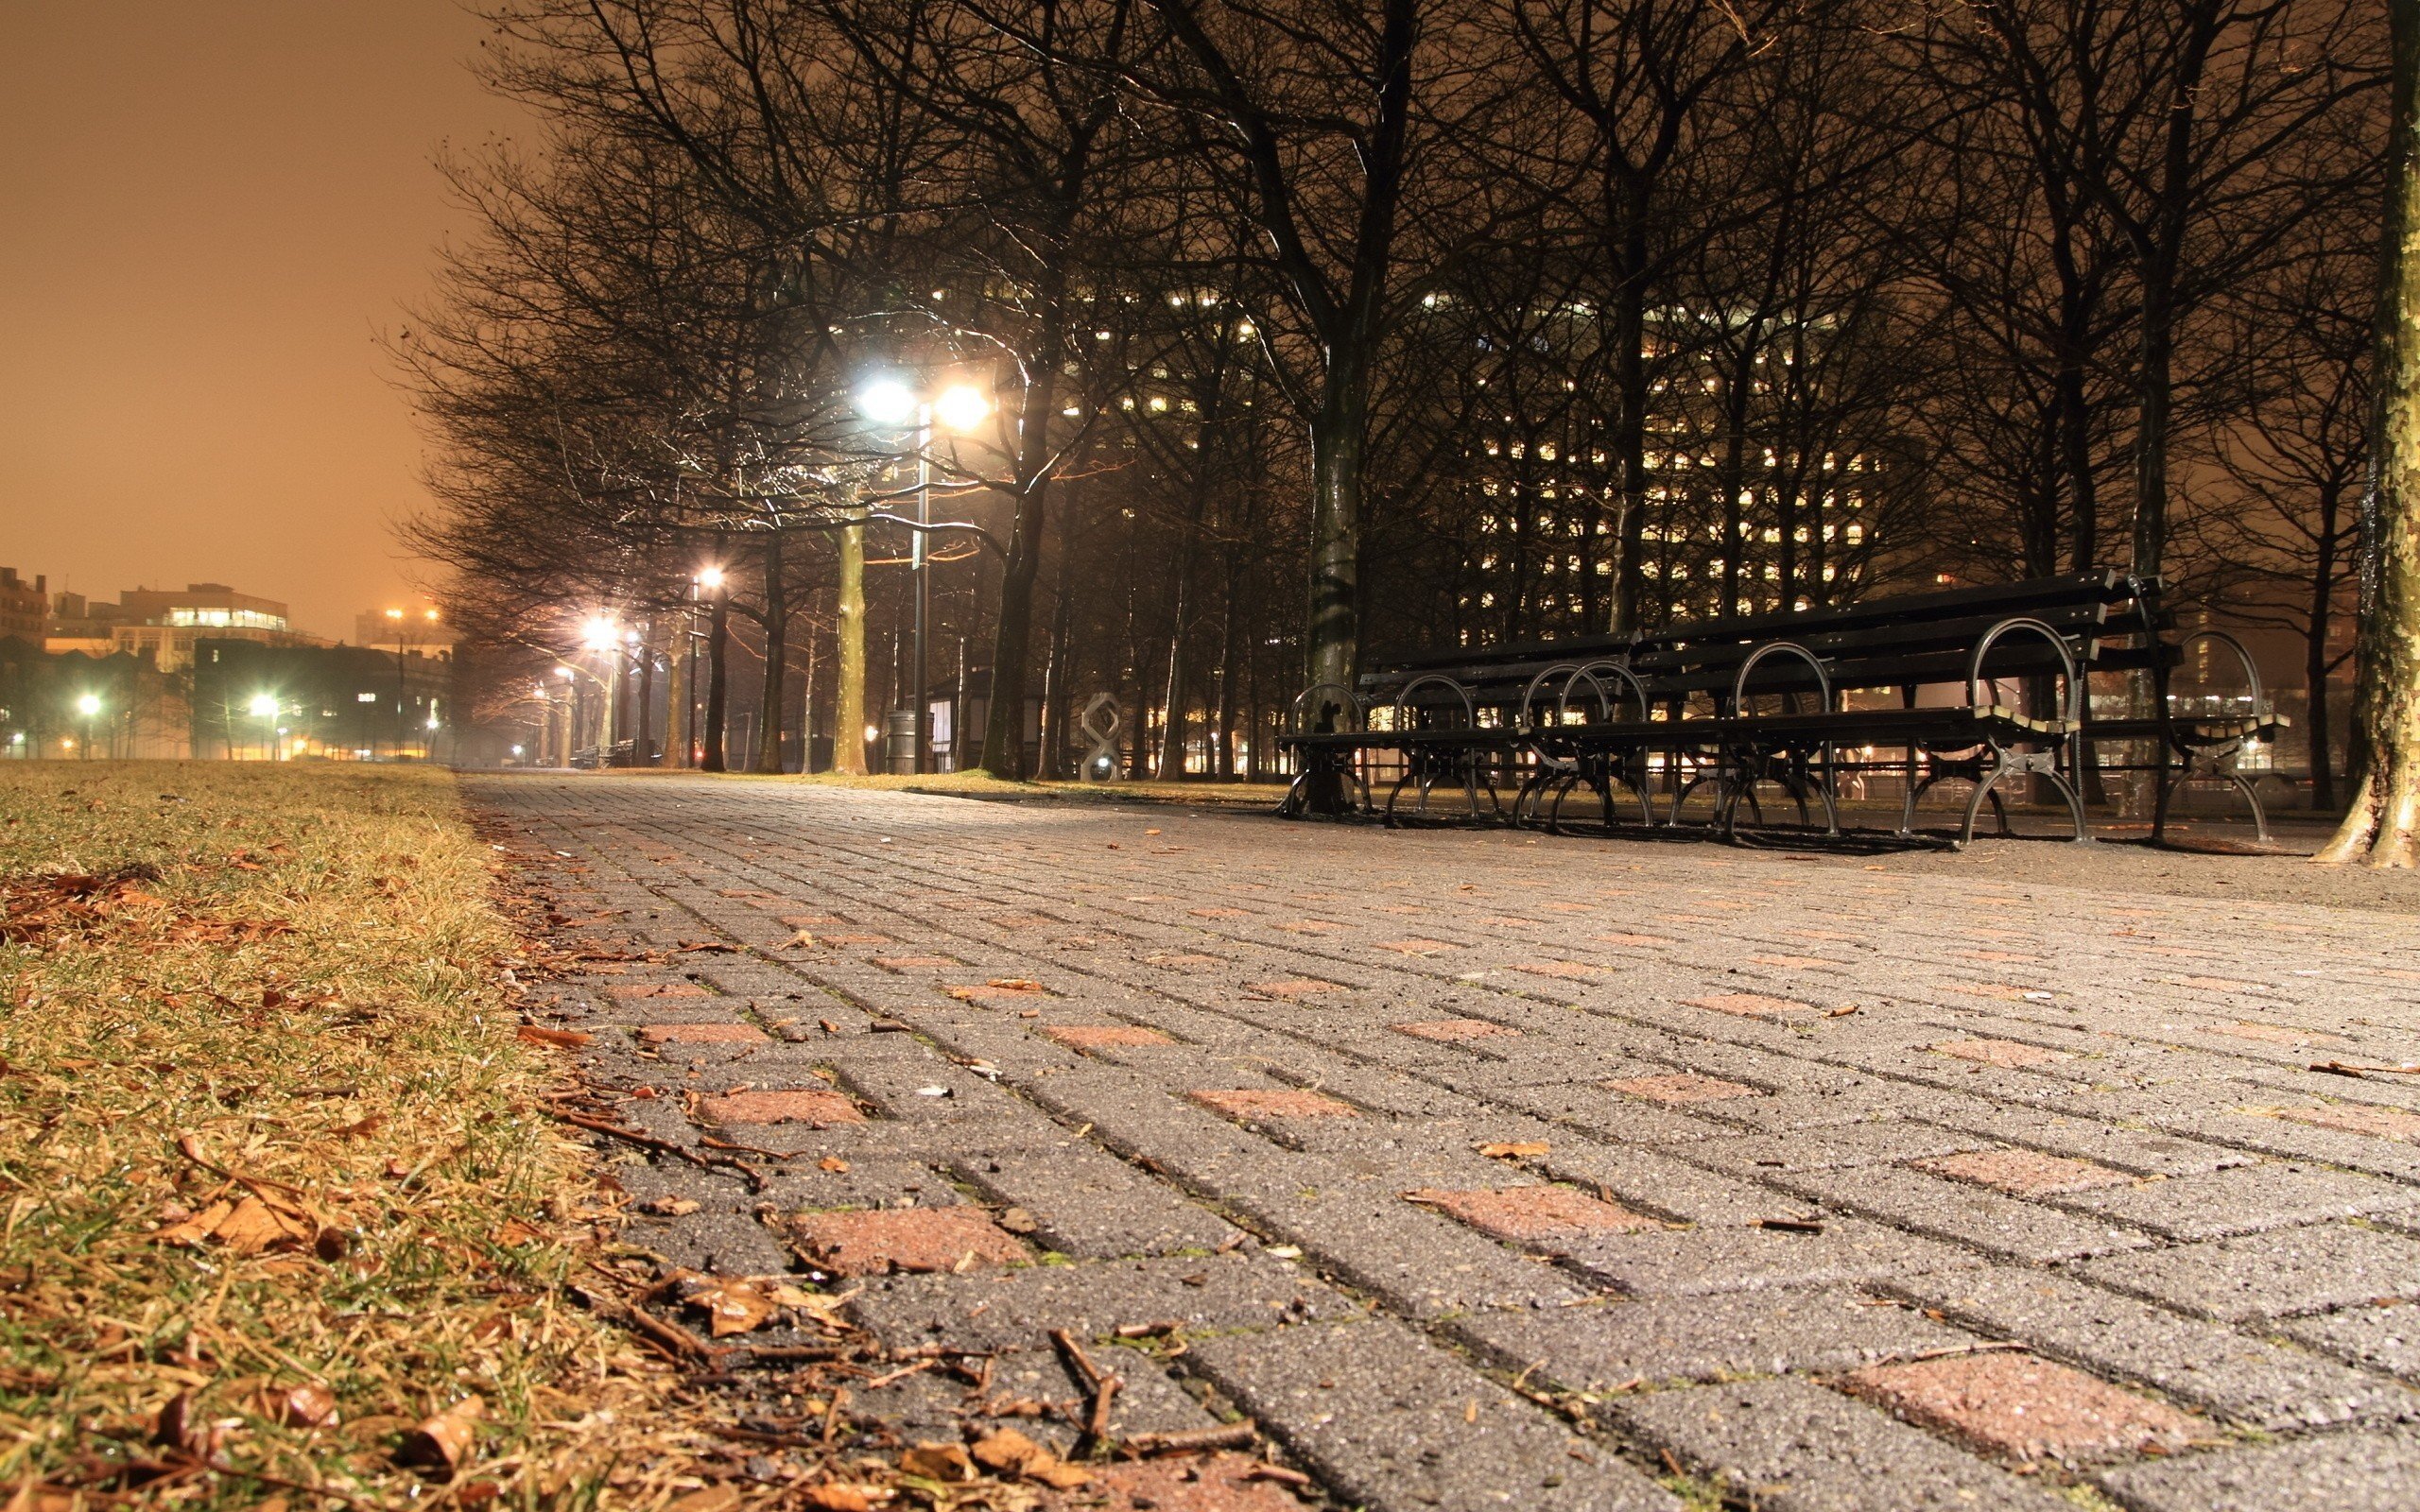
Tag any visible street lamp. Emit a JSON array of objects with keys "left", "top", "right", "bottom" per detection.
[
  {"left": 75, "top": 693, "right": 100, "bottom": 761},
  {"left": 580, "top": 615, "right": 622, "bottom": 765},
  {"left": 855, "top": 376, "right": 992, "bottom": 773},
  {"left": 248, "top": 693, "right": 279, "bottom": 761},
  {"left": 687, "top": 566, "right": 725, "bottom": 769}
]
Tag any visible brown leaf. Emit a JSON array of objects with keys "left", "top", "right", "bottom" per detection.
[
  {"left": 398, "top": 1396, "right": 484, "bottom": 1474},
  {"left": 971, "top": 1427, "right": 1093, "bottom": 1488},
  {"left": 213, "top": 1195, "right": 315, "bottom": 1256},
  {"left": 516, "top": 1025, "right": 593, "bottom": 1048},
  {"left": 786, "top": 931, "right": 818, "bottom": 950},
  {"left": 818, "top": 1157, "right": 850, "bottom": 1174},
  {"left": 277, "top": 1383, "right": 338, "bottom": 1428},
  {"left": 667, "top": 1488, "right": 740, "bottom": 1512},
  {"left": 640, "top": 1195, "right": 702, "bottom": 1216},
  {"left": 156, "top": 1199, "right": 233, "bottom": 1247},
  {"left": 801, "top": 1486, "right": 886, "bottom": 1512},
  {"left": 1477, "top": 1141, "right": 1549, "bottom": 1159},
  {"left": 986, "top": 978, "right": 1046, "bottom": 993},
  {"left": 899, "top": 1442, "right": 977, "bottom": 1483}
]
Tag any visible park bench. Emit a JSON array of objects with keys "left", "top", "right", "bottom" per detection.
[{"left": 1275, "top": 572, "right": 2287, "bottom": 847}]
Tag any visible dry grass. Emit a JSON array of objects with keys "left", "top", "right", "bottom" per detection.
[{"left": 0, "top": 762, "right": 683, "bottom": 1508}]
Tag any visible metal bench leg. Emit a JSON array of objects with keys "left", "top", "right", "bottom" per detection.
[
  {"left": 1959, "top": 768, "right": 2006, "bottom": 848},
  {"left": 2038, "top": 768, "right": 2091, "bottom": 842},
  {"left": 2227, "top": 770, "right": 2273, "bottom": 844}
]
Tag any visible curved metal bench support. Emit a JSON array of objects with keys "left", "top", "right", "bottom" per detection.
[{"left": 2152, "top": 629, "right": 2273, "bottom": 844}]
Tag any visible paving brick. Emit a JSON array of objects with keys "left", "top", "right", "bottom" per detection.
[
  {"left": 786, "top": 1206, "right": 1028, "bottom": 1277},
  {"left": 1610, "top": 1073, "right": 1760, "bottom": 1105},
  {"left": 2094, "top": 1430, "right": 2420, "bottom": 1512},
  {"left": 1187, "top": 1088, "right": 1358, "bottom": 1123},
  {"left": 1685, "top": 992, "right": 1817, "bottom": 1020},
  {"left": 2074, "top": 1222, "right": 2420, "bottom": 1322},
  {"left": 1837, "top": 1350, "right": 2198, "bottom": 1464},
  {"left": 1516, "top": 959, "right": 1612, "bottom": 981},
  {"left": 1041, "top": 1024, "right": 1175, "bottom": 1051},
  {"left": 1614, "top": 1377, "right": 2071, "bottom": 1511},
  {"left": 2280, "top": 1304, "right": 2420, "bottom": 1384},
  {"left": 1405, "top": 1184, "right": 1659, "bottom": 1244},
  {"left": 1780, "top": 1165, "right": 2150, "bottom": 1263},
  {"left": 611, "top": 982, "right": 714, "bottom": 998},
  {"left": 1913, "top": 1146, "right": 2132, "bottom": 1195},
  {"left": 696, "top": 1088, "right": 865, "bottom": 1125},
  {"left": 952, "top": 1145, "right": 1236, "bottom": 1260},
  {"left": 637, "top": 1021, "right": 768, "bottom": 1044},
  {"left": 1932, "top": 1038, "right": 2068, "bottom": 1069},
  {"left": 1685, "top": 1121, "right": 1993, "bottom": 1175},
  {"left": 1390, "top": 1018, "right": 1520, "bottom": 1042},
  {"left": 845, "top": 1252, "right": 1352, "bottom": 1354},
  {"left": 1245, "top": 979, "right": 1342, "bottom": 999},
  {"left": 1186, "top": 1320, "right": 1676, "bottom": 1512},
  {"left": 1894, "top": 1264, "right": 2412, "bottom": 1431},
  {"left": 1562, "top": 1215, "right": 1983, "bottom": 1297},
  {"left": 1455, "top": 1286, "right": 1977, "bottom": 1388},
  {"left": 2277, "top": 1102, "right": 2420, "bottom": 1142},
  {"left": 2051, "top": 1160, "right": 2417, "bottom": 1241},
  {"left": 1374, "top": 937, "right": 1461, "bottom": 954}
]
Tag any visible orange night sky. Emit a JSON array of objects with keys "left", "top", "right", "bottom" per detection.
[{"left": 1, "top": 2, "right": 530, "bottom": 639}]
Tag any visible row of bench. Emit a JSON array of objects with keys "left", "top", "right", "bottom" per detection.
[{"left": 1272, "top": 572, "right": 2285, "bottom": 848}]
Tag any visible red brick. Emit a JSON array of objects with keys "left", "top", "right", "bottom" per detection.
[
  {"left": 986, "top": 913, "right": 1055, "bottom": 929},
  {"left": 787, "top": 1207, "right": 1027, "bottom": 1277},
  {"left": 1374, "top": 938, "right": 1461, "bottom": 955},
  {"left": 1189, "top": 1089, "right": 1358, "bottom": 1122},
  {"left": 780, "top": 914, "right": 842, "bottom": 926},
  {"left": 2205, "top": 1021, "right": 2341, "bottom": 1046},
  {"left": 637, "top": 1022, "right": 769, "bottom": 1045},
  {"left": 1835, "top": 1351, "right": 2197, "bottom": 1463},
  {"left": 1407, "top": 1186, "right": 1657, "bottom": 1244},
  {"left": 1515, "top": 960, "right": 1608, "bottom": 981},
  {"left": 945, "top": 979, "right": 1050, "bottom": 1002},
  {"left": 1391, "top": 1019, "right": 1521, "bottom": 1043},
  {"left": 700, "top": 1089, "right": 865, "bottom": 1125},
  {"left": 1189, "top": 906, "right": 1251, "bottom": 919},
  {"left": 1609, "top": 1073, "right": 1758, "bottom": 1105},
  {"left": 1932, "top": 1038, "right": 2069, "bottom": 1069},
  {"left": 1684, "top": 992, "right": 1815, "bottom": 1019},
  {"left": 1914, "top": 1147, "right": 2129, "bottom": 1195},
  {"left": 1043, "top": 1024, "right": 1175, "bottom": 1051},
  {"left": 2276, "top": 1103, "right": 2420, "bottom": 1142},
  {"left": 1247, "top": 979, "right": 1343, "bottom": 999},
  {"left": 1272, "top": 919, "right": 1340, "bottom": 933},
  {"left": 610, "top": 982, "right": 711, "bottom": 999},
  {"left": 873, "top": 954, "right": 959, "bottom": 970},
  {"left": 1941, "top": 982, "right": 2031, "bottom": 1002},
  {"left": 818, "top": 932, "right": 895, "bottom": 945},
  {"left": 1049, "top": 1452, "right": 1305, "bottom": 1512}
]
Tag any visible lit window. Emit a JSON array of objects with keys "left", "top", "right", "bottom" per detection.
[{"left": 357, "top": 692, "right": 378, "bottom": 703}]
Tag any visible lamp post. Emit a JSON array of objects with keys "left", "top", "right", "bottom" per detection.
[
  {"left": 554, "top": 665, "right": 576, "bottom": 766},
  {"left": 581, "top": 616, "right": 620, "bottom": 766},
  {"left": 856, "top": 377, "right": 991, "bottom": 774},
  {"left": 689, "top": 567, "right": 722, "bottom": 768},
  {"left": 76, "top": 693, "right": 99, "bottom": 761}
]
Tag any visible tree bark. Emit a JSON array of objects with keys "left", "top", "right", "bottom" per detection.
[
  {"left": 703, "top": 586, "right": 729, "bottom": 772},
  {"left": 834, "top": 508, "right": 869, "bottom": 774},
  {"left": 2321, "top": 0, "right": 2420, "bottom": 867},
  {"left": 755, "top": 529, "right": 788, "bottom": 774}
]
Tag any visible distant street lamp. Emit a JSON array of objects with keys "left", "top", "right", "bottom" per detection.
[
  {"left": 688, "top": 566, "right": 724, "bottom": 768},
  {"left": 75, "top": 693, "right": 100, "bottom": 761},
  {"left": 248, "top": 693, "right": 279, "bottom": 761},
  {"left": 856, "top": 377, "right": 992, "bottom": 773},
  {"left": 581, "top": 615, "right": 622, "bottom": 765}
]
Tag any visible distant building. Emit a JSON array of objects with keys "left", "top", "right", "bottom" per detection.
[
  {"left": 0, "top": 569, "right": 45, "bottom": 641},
  {"left": 43, "top": 581, "right": 323, "bottom": 671},
  {"left": 355, "top": 607, "right": 457, "bottom": 658},
  {"left": 190, "top": 638, "right": 453, "bottom": 761}
]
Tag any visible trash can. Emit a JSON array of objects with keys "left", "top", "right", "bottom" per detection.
[{"left": 884, "top": 709, "right": 918, "bottom": 774}]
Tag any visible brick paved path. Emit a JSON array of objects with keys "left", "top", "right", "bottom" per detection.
[{"left": 476, "top": 774, "right": 2420, "bottom": 1511}]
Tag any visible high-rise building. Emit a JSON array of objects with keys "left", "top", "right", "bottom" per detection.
[{"left": 0, "top": 569, "right": 46, "bottom": 642}]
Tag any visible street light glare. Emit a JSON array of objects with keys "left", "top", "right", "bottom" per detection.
[
  {"left": 580, "top": 615, "right": 619, "bottom": 650},
  {"left": 697, "top": 565, "right": 725, "bottom": 590},
  {"left": 248, "top": 694, "right": 279, "bottom": 718},
  {"left": 76, "top": 694, "right": 101, "bottom": 716},
  {"left": 856, "top": 379, "right": 917, "bottom": 425},
  {"left": 935, "top": 384, "right": 991, "bottom": 432}
]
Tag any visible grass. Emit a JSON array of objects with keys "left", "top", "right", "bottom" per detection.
[{"left": 0, "top": 762, "right": 677, "bottom": 1508}]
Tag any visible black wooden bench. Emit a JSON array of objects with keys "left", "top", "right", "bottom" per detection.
[{"left": 1275, "top": 572, "right": 2287, "bottom": 847}]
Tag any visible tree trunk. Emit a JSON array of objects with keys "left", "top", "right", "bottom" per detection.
[
  {"left": 834, "top": 509, "right": 869, "bottom": 774},
  {"left": 1609, "top": 208, "right": 1651, "bottom": 632},
  {"left": 2321, "top": 0, "right": 2420, "bottom": 868},
  {"left": 2130, "top": 262, "right": 2178, "bottom": 579},
  {"left": 1214, "top": 545, "right": 1240, "bottom": 780},
  {"left": 1158, "top": 466, "right": 1213, "bottom": 780},
  {"left": 755, "top": 529, "right": 788, "bottom": 774},
  {"left": 1305, "top": 365, "right": 1365, "bottom": 695},
  {"left": 703, "top": 588, "right": 729, "bottom": 772},
  {"left": 1037, "top": 488, "right": 1077, "bottom": 780},
  {"left": 663, "top": 610, "right": 687, "bottom": 766},
  {"left": 635, "top": 622, "right": 655, "bottom": 766}
]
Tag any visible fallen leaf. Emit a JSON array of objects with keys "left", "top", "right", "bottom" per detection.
[
  {"left": 398, "top": 1396, "right": 484, "bottom": 1473},
  {"left": 971, "top": 1427, "right": 1093, "bottom": 1489},
  {"left": 802, "top": 1486, "right": 886, "bottom": 1512},
  {"left": 998, "top": 1207, "right": 1039, "bottom": 1235},
  {"left": 819, "top": 1157, "right": 850, "bottom": 1174},
  {"left": 516, "top": 1025, "right": 593, "bottom": 1048},
  {"left": 786, "top": 931, "right": 818, "bottom": 949},
  {"left": 900, "top": 1442, "right": 977, "bottom": 1483},
  {"left": 277, "top": 1383, "right": 338, "bottom": 1428},
  {"left": 987, "top": 978, "right": 1046, "bottom": 992},
  {"left": 640, "top": 1196, "right": 702, "bottom": 1216},
  {"left": 213, "top": 1195, "right": 316, "bottom": 1256},
  {"left": 1478, "top": 1141, "right": 1550, "bottom": 1159},
  {"left": 667, "top": 1486, "right": 740, "bottom": 1512}
]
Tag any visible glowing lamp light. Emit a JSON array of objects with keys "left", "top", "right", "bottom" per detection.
[
  {"left": 862, "top": 724, "right": 880, "bottom": 744},
  {"left": 856, "top": 379, "right": 917, "bottom": 425},
  {"left": 697, "top": 565, "right": 725, "bottom": 590},
  {"left": 580, "top": 616, "right": 619, "bottom": 651},
  {"left": 935, "top": 383, "right": 991, "bottom": 432},
  {"left": 248, "top": 694, "right": 279, "bottom": 718},
  {"left": 76, "top": 694, "right": 101, "bottom": 717}
]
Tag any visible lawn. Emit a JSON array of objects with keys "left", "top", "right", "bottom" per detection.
[{"left": 0, "top": 763, "right": 670, "bottom": 1507}]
